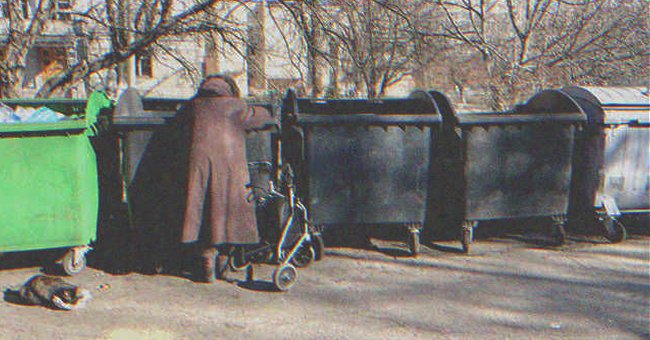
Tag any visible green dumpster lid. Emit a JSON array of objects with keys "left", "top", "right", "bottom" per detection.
[
  {"left": 0, "top": 91, "right": 112, "bottom": 134},
  {"left": 0, "top": 98, "right": 87, "bottom": 115},
  {"left": 0, "top": 119, "right": 87, "bottom": 133}
]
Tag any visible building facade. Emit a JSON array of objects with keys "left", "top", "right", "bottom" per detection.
[{"left": 0, "top": 0, "right": 415, "bottom": 99}]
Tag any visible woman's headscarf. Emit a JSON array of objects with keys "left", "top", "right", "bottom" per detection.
[{"left": 195, "top": 74, "right": 241, "bottom": 98}]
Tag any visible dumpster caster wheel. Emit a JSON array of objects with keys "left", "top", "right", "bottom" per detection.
[
  {"left": 552, "top": 224, "right": 566, "bottom": 246},
  {"left": 273, "top": 264, "right": 297, "bottom": 291},
  {"left": 604, "top": 218, "right": 627, "bottom": 243},
  {"left": 461, "top": 221, "right": 476, "bottom": 254},
  {"left": 407, "top": 230, "right": 420, "bottom": 257},
  {"left": 62, "top": 249, "right": 87, "bottom": 276},
  {"left": 311, "top": 232, "right": 325, "bottom": 261},
  {"left": 461, "top": 228, "right": 473, "bottom": 254}
]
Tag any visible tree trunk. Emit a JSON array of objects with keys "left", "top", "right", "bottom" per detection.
[
  {"left": 483, "top": 55, "right": 506, "bottom": 111},
  {"left": 203, "top": 32, "right": 221, "bottom": 76},
  {"left": 246, "top": 3, "right": 267, "bottom": 97},
  {"left": 307, "top": 18, "right": 325, "bottom": 97},
  {"left": 327, "top": 37, "right": 340, "bottom": 97}
]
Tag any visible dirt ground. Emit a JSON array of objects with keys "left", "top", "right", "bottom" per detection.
[{"left": 0, "top": 228, "right": 648, "bottom": 339}]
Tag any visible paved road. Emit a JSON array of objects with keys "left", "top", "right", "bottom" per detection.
[{"left": 0, "top": 233, "right": 648, "bottom": 339}]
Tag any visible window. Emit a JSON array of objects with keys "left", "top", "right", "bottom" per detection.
[
  {"left": 135, "top": 53, "right": 153, "bottom": 78},
  {"left": 39, "top": 47, "right": 67, "bottom": 70},
  {"left": 53, "top": 0, "right": 73, "bottom": 21},
  {"left": 0, "top": 1, "right": 8, "bottom": 18},
  {"left": 32, "top": 47, "right": 67, "bottom": 87},
  {"left": 0, "top": 0, "right": 34, "bottom": 18}
]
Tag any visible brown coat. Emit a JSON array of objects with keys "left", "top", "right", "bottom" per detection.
[{"left": 180, "top": 79, "right": 260, "bottom": 246}]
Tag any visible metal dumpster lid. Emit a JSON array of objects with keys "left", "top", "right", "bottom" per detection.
[
  {"left": 113, "top": 87, "right": 278, "bottom": 128},
  {"left": 561, "top": 86, "right": 650, "bottom": 125},
  {"left": 455, "top": 111, "right": 585, "bottom": 125},
  {"left": 571, "top": 86, "right": 650, "bottom": 106},
  {"left": 453, "top": 89, "right": 586, "bottom": 126},
  {"left": 284, "top": 89, "right": 445, "bottom": 126}
]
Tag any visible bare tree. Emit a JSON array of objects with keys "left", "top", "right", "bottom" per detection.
[
  {"left": 267, "top": 0, "right": 328, "bottom": 97},
  {"left": 0, "top": 0, "right": 247, "bottom": 98},
  {"left": 268, "top": 0, "right": 429, "bottom": 98},
  {"left": 0, "top": 0, "right": 55, "bottom": 97},
  {"left": 325, "top": 0, "right": 426, "bottom": 98},
  {"left": 426, "top": 0, "right": 649, "bottom": 110},
  {"left": 264, "top": 0, "right": 647, "bottom": 101}
]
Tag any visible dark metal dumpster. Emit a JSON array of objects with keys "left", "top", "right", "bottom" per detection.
[
  {"left": 281, "top": 90, "right": 445, "bottom": 256},
  {"left": 112, "top": 88, "right": 279, "bottom": 208},
  {"left": 110, "top": 88, "right": 279, "bottom": 271},
  {"left": 111, "top": 88, "right": 179, "bottom": 205},
  {"left": 441, "top": 92, "right": 586, "bottom": 253},
  {"left": 552, "top": 86, "right": 649, "bottom": 242}
]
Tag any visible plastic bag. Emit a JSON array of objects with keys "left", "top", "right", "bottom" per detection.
[
  {"left": 3, "top": 105, "right": 67, "bottom": 123},
  {"left": 0, "top": 102, "right": 19, "bottom": 123},
  {"left": 25, "top": 106, "right": 67, "bottom": 122},
  {"left": 13, "top": 106, "right": 36, "bottom": 121}
]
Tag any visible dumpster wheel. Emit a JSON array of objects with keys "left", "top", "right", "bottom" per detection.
[
  {"left": 61, "top": 248, "right": 87, "bottom": 276},
  {"left": 603, "top": 217, "right": 627, "bottom": 244},
  {"left": 461, "top": 228, "right": 473, "bottom": 254},
  {"left": 291, "top": 243, "right": 315, "bottom": 268},
  {"left": 273, "top": 264, "right": 297, "bottom": 291},
  {"left": 551, "top": 216, "right": 567, "bottom": 246},
  {"left": 461, "top": 221, "right": 476, "bottom": 254},
  {"left": 311, "top": 231, "right": 325, "bottom": 261},
  {"left": 408, "top": 230, "right": 420, "bottom": 257}
]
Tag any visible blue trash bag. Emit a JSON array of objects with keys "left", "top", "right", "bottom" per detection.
[{"left": 25, "top": 106, "right": 67, "bottom": 123}]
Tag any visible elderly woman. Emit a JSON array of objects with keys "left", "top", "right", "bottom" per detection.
[{"left": 180, "top": 74, "right": 263, "bottom": 282}]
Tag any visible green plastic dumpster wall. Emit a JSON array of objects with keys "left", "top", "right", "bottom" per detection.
[{"left": 0, "top": 92, "right": 111, "bottom": 252}]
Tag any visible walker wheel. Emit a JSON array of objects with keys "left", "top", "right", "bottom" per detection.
[
  {"left": 229, "top": 252, "right": 251, "bottom": 272},
  {"left": 273, "top": 264, "right": 297, "bottom": 291},
  {"left": 62, "top": 250, "right": 86, "bottom": 276},
  {"left": 291, "top": 244, "right": 315, "bottom": 268}
]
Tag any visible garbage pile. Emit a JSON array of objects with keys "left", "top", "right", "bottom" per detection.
[{"left": 0, "top": 102, "right": 69, "bottom": 123}]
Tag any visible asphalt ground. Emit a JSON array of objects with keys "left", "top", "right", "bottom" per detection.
[{"left": 0, "top": 225, "right": 648, "bottom": 339}]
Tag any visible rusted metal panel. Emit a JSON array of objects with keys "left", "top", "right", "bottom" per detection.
[
  {"left": 283, "top": 90, "right": 445, "bottom": 226},
  {"left": 461, "top": 123, "right": 576, "bottom": 220}
]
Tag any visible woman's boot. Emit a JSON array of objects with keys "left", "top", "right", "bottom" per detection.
[{"left": 201, "top": 246, "right": 218, "bottom": 283}]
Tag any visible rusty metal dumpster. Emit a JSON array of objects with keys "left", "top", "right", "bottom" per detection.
[
  {"left": 441, "top": 93, "right": 586, "bottom": 253},
  {"left": 555, "top": 87, "right": 649, "bottom": 242},
  {"left": 0, "top": 92, "right": 112, "bottom": 274},
  {"left": 281, "top": 90, "right": 445, "bottom": 256}
]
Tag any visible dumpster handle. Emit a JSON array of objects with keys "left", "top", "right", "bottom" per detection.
[{"left": 85, "top": 91, "right": 113, "bottom": 136}]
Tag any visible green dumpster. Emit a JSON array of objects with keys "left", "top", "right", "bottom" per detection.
[{"left": 0, "top": 92, "right": 111, "bottom": 275}]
